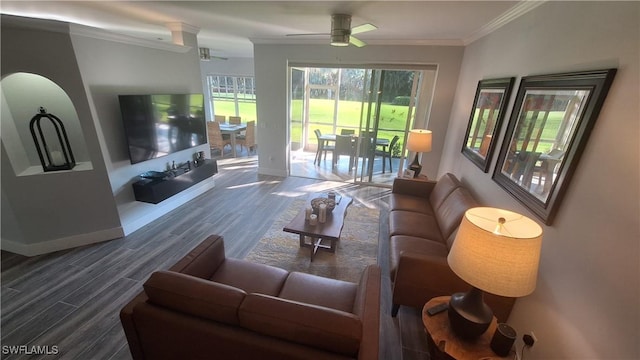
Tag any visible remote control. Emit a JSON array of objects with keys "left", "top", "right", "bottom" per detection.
[{"left": 426, "top": 302, "right": 449, "bottom": 316}]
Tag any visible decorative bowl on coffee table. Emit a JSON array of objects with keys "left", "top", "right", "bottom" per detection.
[{"left": 310, "top": 197, "right": 336, "bottom": 213}]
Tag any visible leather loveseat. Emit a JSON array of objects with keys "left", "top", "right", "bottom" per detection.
[
  {"left": 387, "top": 173, "right": 515, "bottom": 321},
  {"left": 120, "top": 234, "right": 381, "bottom": 360}
]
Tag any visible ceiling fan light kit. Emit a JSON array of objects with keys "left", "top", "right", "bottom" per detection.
[
  {"left": 288, "top": 13, "right": 376, "bottom": 48},
  {"left": 331, "top": 14, "right": 351, "bottom": 46},
  {"left": 330, "top": 34, "right": 350, "bottom": 46}
]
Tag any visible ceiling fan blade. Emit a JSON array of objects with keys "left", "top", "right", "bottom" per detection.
[
  {"left": 350, "top": 23, "right": 377, "bottom": 35},
  {"left": 286, "top": 33, "right": 330, "bottom": 37},
  {"left": 349, "top": 36, "right": 367, "bottom": 47}
]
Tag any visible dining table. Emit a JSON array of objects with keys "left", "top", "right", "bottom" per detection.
[
  {"left": 319, "top": 134, "right": 390, "bottom": 150},
  {"left": 317, "top": 133, "right": 391, "bottom": 164},
  {"left": 219, "top": 123, "right": 247, "bottom": 157}
]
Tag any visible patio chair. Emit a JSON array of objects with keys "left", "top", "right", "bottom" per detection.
[
  {"left": 314, "top": 129, "right": 334, "bottom": 165},
  {"left": 333, "top": 134, "right": 356, "bottom": 170},
  {"left": 375, "top": 135, "right": 400, "bottom": 173}
]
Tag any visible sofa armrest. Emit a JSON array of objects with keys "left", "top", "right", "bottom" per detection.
[
  {"left": 391, "top": 178, "right": 436, "bottom": 198},
  {"left": 353, "top": 264, "right": 381, "bottom": 360},
  {"left": 120, "top": 292, "right": 149, "bottom": 360},
  {"left": 393, "top": 251, "right": 463, "bottom": 293},
  {"left": 169, "top": 234, "right": 226, "bottom": 279},
  {"left": 392, "top": 251, "right": 516, "bottom": 322}
]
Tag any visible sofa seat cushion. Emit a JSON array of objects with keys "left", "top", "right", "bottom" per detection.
[
  {"left": 279, "top": 272, "right": 358, "bottom": 313},
  {"left": 239, "top": 293, "right": 362, "bottom": 357},
  {"left": 389, "top": 210, "right": 443, "bottom": 241},
  {"left": 143, "top": 271, "right": 246, "bottom": 326},
  {"left": 389, "top": 236, "right": 449, "bottom": 280},
  {"left": 210, "top": 258, "right": 289, "bottom": 296},
  {"left": 389, "top": 193, "right": 434, "bottom": 215}
]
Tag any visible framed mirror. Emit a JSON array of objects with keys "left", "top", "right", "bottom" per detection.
[
  {"left": 493, "top": 69, "right": 617, "bottom": 225},
  {"left": 462, "top": 77, "right": 515, "bottom": 172}
]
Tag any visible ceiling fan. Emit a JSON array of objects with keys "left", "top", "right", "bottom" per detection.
[
  {"left": 199, "top": 48, "right": 228, "bottom": 61},
  {"left": 286, "top": 14, "right": 377, "bottom": 47}
]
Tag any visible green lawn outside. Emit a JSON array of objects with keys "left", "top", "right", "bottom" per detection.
[
  {"left": 293, "top": 99, "right": 411, "bottom": 154},
  {"left": 212, "top": 100, "right": 257, "bottom": 122}
]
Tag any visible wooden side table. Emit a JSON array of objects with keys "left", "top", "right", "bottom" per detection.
[{"left": 422, "top": 296, "right": 512, "bottom": 360}]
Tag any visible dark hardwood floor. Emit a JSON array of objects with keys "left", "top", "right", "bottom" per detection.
[{"left": 1, "top": 155, "right": 429, "bottom": 360}]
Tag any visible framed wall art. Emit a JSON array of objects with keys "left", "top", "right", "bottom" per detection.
[
  {"left": 461, "top": 77, "right": 515, "bottom": 172},
  {"left": 492, "top": 69, "right": 617, "bottom": 225}
]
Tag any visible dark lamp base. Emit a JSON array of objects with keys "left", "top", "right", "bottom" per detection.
[
  {"left": 409, "top": 153, "right": 422, "bottom": 178},
  {"left": 448, "top": 288, "right": 493, "bottom": 340}
]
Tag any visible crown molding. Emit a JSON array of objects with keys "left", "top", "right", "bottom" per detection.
[
  {"left": 3, "top": 14, "right": 191, "bottom": 53},
  {"left": 250, "top": 38, "right": 463, "bottom": 47},
  {"left": 464, "top": 1, "right": 547, "bottom": 45},
  {"left": 70, "top": 24, "right": 191, "bottom": 53}
]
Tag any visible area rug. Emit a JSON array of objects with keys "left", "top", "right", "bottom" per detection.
[{"left": 244, "top": 198, "right": 380, "bottom": 283}]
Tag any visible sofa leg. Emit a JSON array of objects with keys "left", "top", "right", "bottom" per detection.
[{"left": 391, "top": 304, "right": 400, "bottom": 317}]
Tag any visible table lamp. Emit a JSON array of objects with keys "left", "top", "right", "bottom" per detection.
[
  {"left": 406, "top": 129, "right": 432, "bottom": 178},
  {"left": 446, "top": 207, "right": 543, "bottom": 340}
]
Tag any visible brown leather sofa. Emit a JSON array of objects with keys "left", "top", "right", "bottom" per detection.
[
  {"left": 388, "top": 173, "right": 515, "bottom": 321},
  {"left": 120, "top": 234, "right": 381, "bottom": 360}
]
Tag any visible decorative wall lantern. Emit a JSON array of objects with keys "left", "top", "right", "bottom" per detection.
[{"left": 29, "top": 107, "right": 76, "bottom": 172}]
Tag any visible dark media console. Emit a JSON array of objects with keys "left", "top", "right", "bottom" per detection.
[{"left": 132, "top": 159, "right": 217, "bottom": 204}]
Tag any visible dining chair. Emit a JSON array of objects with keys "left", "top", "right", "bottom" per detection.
[
  {"left": 229, "top": 116, "right": 242, "bottom": 124},
  {"left": 341, "top": 129, "right": 355, "bottom": 135},
  {"left": 358, "top": 130, "right": 375, "bottom": 159},
  {"left": 333, "top": 134, "right": 356, "bottom": 170},
  {"left": 374, "top": 135, "right": 400, "bottom": 173},
  {"left": 236, "top": 121, "right": 256, "bottom": 155},
  {"left": 214, "top": 115, "right": 226, "bottom": 123},
  {"left": 207, "top": 121, "right": 231, "bottom": 156},
  {"left": 314, "top": 129, "right": 334, "bottom": 165}
]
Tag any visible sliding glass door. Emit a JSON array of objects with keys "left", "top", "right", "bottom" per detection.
[
  {"left": 288, "top": 66, "right": 425, "bottom": 186},
  {"left": 290, "top": 68, "right": 305, "bottom": 152},
  {"left": 354, "top": 69, "right": 421, "bottom": 185}
]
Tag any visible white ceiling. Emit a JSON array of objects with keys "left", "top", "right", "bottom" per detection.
[{"left": 1, "top": 1, "right": 537, "bottom": 58}]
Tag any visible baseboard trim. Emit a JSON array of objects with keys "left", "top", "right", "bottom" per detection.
[
  {"left": 1, "top": 227, "right": 124, "bottom": 257},
  {"left": 258, "top": 166, "right": 287, "bottom": 177}
]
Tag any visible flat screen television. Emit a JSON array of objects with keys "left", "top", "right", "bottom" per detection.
[{"left": 119, "top": 93, "right": 207, "bottom": 164}]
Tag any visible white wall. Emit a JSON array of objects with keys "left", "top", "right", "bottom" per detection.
[
  {"left": 1, "top": 15, "right": 217, "bottom": 255},
  {"left": 441, "top": 2, "right": 639, "bottom": 358},
  {"left": 253, "top": 44, "right": 464, "bottom": 177},
  {"left": 1, "top": 16, "right": 123, "bottom": 255},
  {"left": 70, "top": 25, "right": 213, "bottom": 235}
]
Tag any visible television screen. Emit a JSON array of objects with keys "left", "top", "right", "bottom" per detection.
[{"left": 119, "top": 94, "right": 206, "bottom": 164}]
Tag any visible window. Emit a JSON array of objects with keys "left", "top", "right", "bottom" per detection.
[{"left": 206, "top": 75, "right": 257, "bottom": 121}]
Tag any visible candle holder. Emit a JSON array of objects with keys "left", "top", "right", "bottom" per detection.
[{"left": 29, "top": 107, "right": 76, "bottom": 172}]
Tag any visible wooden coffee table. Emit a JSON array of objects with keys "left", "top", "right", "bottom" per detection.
[{"left": 283, "top": 194, "right": 353, "bottom": 261}]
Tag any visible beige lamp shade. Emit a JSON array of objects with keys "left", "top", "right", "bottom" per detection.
[
  {"left": 447, "top": 207, "right": 543, "bottom": 298},
  {"left": 406, "top": 129, "right": 432, "bottom": 153}
]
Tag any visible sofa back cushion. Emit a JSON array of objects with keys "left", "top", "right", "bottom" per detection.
[
  {"left": 435, "top": 187, "right": 478, "bottom": 246},
  {"left": 144, "top": 271, "right": 246, "bottom": 326},
  {"left": 429, "top": 173, "right": 462, "bottom": 211},
  {"left": 239, "top": 293, "right": 362, "bottom": 357}
]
